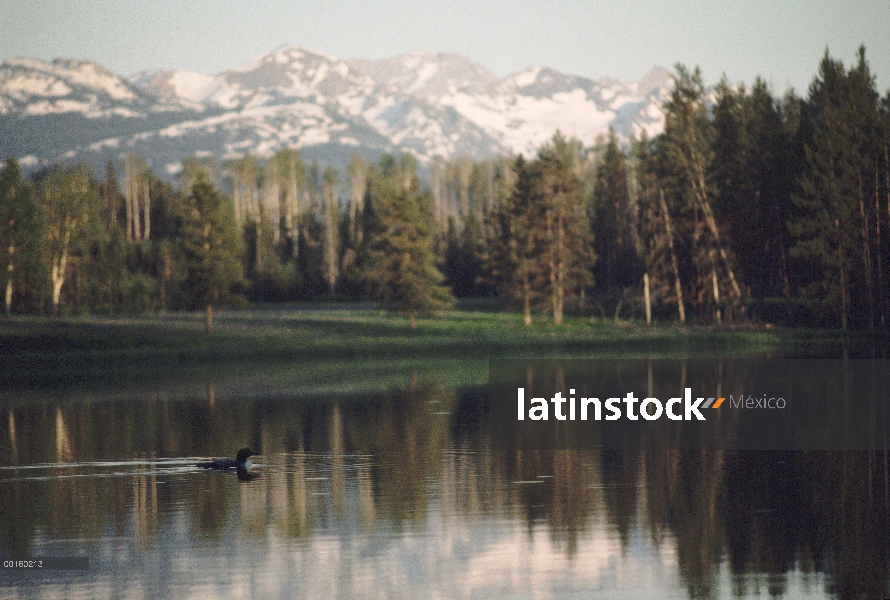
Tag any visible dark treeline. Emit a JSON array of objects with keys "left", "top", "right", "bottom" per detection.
[{"left": 2, "top": 47, "right": 888, "bottom": 329}]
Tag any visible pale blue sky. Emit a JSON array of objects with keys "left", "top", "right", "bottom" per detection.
[{"left": 1, "top": 0, "right": 887, "bottom": 94}]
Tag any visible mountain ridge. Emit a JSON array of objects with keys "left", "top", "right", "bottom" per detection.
[{"left": 0, "top": 44, "right": 671, "bottom": 175}]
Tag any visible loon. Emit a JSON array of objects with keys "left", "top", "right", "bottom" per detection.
[{"left": 196, "top": 448, "right": 257, "bottom": 471}]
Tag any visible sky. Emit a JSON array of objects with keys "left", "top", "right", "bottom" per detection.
[{"left": 1, "top": 0, "right": 888, "bottom": 95}]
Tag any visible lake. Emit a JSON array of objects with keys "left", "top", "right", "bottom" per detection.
[{"left": 2, "top": 365, "right": 888, "bottom": 600}]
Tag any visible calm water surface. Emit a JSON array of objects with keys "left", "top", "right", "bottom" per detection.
[{"left": 0, "top": 376, "right": 887, "bottom": 599}]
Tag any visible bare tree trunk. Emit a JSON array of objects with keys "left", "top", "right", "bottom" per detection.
[
  {"left": 456, "top": 158, "right": 472, "bottom": 226},
  {"left": 265, "top": 161, "right": 280, "bottom": 244},
  {"left": 613, "top": 289, "right": 624, "bottom": 324},
  {"left": 553, "top": 236, "right": 565, "bottom": 327},
  {"left": 711, "top": 263, "right": 722, "bottom": 325},
  {"left": 124, "top": 155, "right": 134, "bottom": 241},
  {"left": 349, "top": 156, "right": 366, "bottom": 245},
  {"left": 660, "top": 189, "right": 685, "bottom": 323},
  {"left": 548, "top": 208, "right": 565, "bottom": 327},
  {"left": 233, "top": 180, "right": 243, "bottom": 229},
  {"left": 254, "top": 219, "right": 262, "bottom": 272},
  {"left": 132, "top": 172, "right": 142, "bottom": 242},
  {"left": 684, "top": 162, "right": 744, "bottom": 310},
  {"left": 643, "top": 272, "right": 651, "bottom": 325},
  {"left": 523, "top": 278, "right": 532, "bottom": 326},
  {"left": 696, "top": 189, "right": 743, "bottom": 305},
  {"left": 431, "top": 160, "right": 445, "bottom": 234},
  {"left": 287, "top": 160, "right": 300, "bottom": 259},
  {"left": 323, "top": 181, "right": 338, "bottom": 294},
  {"left": 50, "top": 229, "right": 71, "bottom": 316},
  {"left": 4, "top": 275, "right": 11, "bottom": 317},
  {"left": 142, "top": 179, "right": 150, "bottom": 241}
]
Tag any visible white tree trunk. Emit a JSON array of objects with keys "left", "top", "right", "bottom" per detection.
[
  {"left": 643, "top": 272, "right": 651, "bottom": 325},
  {"left": 4, "top": 276, "right": 11, "bottom": 317}
]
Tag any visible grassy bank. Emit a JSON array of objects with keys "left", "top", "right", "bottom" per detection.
[{"left": 0, "top": 304, "right": 883, "bottom": 396}]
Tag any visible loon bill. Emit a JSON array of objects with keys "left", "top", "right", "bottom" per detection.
[{"left": 196, "top": 448, "right": 257, "bottom": 471}]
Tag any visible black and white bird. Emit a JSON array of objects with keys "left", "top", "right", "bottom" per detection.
[{"left": 196, "top": 448, "right": 257, "bottom": 473}]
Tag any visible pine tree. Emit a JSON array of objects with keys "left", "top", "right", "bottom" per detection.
[
  {"left": 789, "top": 49, "right": 880, "bottom": 329},
  {"left": 485, "top": 155, "right": 548, "bottom": 324},
  {"left": 632, "top": 134, "right": 686, "bottom": 323},
  {"left": 179, "top": 176, "right": 244, "bottom": 332},
  {"left": 712, "top": 78, "right": 795, "bottom": 314},
  {"left": 363, "top": 155, "right": 453, "bottom": 328},
  {"left": 535, "top": 132, "right": 595, "bottom": 326},
  {"left": 592, "top": 128, "right": 639, "bottom": 293},
  {"left": 846, "top": 47, "right": 882, "bottom": 328},
  {"left": 659, "top": 65, "right": 745, "bottom": 323},
  {"left": 444, "top": 212, "right": 487, "bottom": 297},
  {"left": 879, "top": 92, "right": 890, "bottom": 326}
]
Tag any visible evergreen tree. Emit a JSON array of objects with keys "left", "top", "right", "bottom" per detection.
[
  {"left": 712, "top": 78, "right": 795, "bottom": 315},
  {"left": 659, "top": 65, "right": 745, "bottom": 323},
  {"left": 485, "top": 155, "right": 547, "bottom": 324},
  {"left": 178, "top": 176, "right": 244, "bottom": 332},
  {"left": 847, "top": 48, "right": 882, "bottom": 328},
  {"left": 592, "top": 128, "right": 640, "bottom": 293},
  {"left": 879, "top": 92, "right": 890, "bottom": 326},
  {"left": 789, "top": 48, "right": 881, "bottom": 329},
  {"left": 444, "top": 212, "right": 488, "bottom": 298},
  {"left": 363, "top": 154, "right": 452, "bottom": 328},
  {"left": 632, "top": 134, "right": 686, "bottom": 322},
  {"left": 535, "top": 132, "right": 595, "bottom": 326}
]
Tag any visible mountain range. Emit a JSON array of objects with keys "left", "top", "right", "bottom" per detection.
[{"left": 0, "top": 44, "right": 672, "bottom": 176}]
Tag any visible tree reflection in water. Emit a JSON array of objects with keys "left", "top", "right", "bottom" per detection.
[{"left": 0, "top": 381, "right": 887, "bottom": 599}]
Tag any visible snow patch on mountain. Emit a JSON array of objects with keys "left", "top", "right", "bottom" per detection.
[
  {"left": 0, "top": 57, "right": 150, "bottom": 115},
  {"left": 0, "top": 45, "right": 672, "bottom": 174},
  {"left": 348, "top": 51, "right": 499, "bottom": 100}
]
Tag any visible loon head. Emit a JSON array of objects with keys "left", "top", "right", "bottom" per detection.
[{"left": 236, "top": 448, "right": 257, "bottom": 464}]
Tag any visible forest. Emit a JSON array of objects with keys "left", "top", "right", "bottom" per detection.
[{"left": 1, "top": 48, "right": 889, "bottom": 330}]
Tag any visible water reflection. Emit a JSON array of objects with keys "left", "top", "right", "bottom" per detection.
[{"left": 0, "top": 379, "right": 888, "bottom": 599}]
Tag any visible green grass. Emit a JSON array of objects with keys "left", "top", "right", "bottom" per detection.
[{"left": 0, "top": 303, "right": 883, "bottom": 396}]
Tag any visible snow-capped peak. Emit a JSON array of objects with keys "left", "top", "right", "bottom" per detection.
[
  {"left": 1, "top": 57, "right": 139, "bottom": 100},
  {"left": 348, "top": 51, "right": 498, "bottom": 99},
  {"left": 1, "top": 45, "right": 672, "bottom": 177}
]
